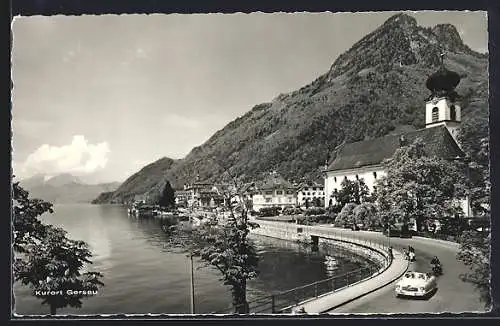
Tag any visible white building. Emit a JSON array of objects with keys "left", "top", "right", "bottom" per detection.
[
  {"left": 297, "top": 181, "right": 325, "bottom": 208},
  {"left": 251, "top": 172, "right": 298, "bottom": 212},
  {"left": 324, "top": 63, "right": 471, "bottom": 217}
]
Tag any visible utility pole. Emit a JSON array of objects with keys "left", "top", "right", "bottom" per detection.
[{"left": 190, "top": 252, "right": 195, "bottom": 314}]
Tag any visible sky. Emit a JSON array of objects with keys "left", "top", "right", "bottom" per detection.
[{"left": 11, "top": 11, "right": 488, "bottom": 184}]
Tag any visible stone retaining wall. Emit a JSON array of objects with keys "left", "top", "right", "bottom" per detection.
[{"left": 251, "top": 220, "right": 391, "bottom": 272}]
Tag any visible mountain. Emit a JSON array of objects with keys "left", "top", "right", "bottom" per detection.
[
  {"left": 91, "top": 157, "right": 177, "bottom": 204},
  {"left": 19, "top": 173, "right": 121, "bottom": 204},
  {"left": 43, "top": 173, "right": 83, "bottom": 187},
  {"left": 93, "top": 13, "right": 489, "bottom": 204}
]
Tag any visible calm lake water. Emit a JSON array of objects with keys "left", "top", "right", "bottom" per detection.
[{"left": 13, "top": 204, "right": 371, "bottom": 315}]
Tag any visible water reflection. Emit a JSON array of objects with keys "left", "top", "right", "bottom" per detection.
[{"left": 13, "top": 204, "right": 373, "bottom": 315}]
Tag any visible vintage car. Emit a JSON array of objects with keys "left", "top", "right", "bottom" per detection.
[{"left": 395, "top": 271, "right": 437, "bottom": 298}]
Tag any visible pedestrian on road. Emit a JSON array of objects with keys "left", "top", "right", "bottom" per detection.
[
  {"left": 408, "top": 250, "right": 415, "bottom": 262},
  {"left": 388, "top": 246, "right": 394, "bottom": 260}
]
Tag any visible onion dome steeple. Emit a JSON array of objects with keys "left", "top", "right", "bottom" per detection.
[
  {"left": 424, "top": 52, "right": 462, "bottom": 145},
  {"left": 425, "top": 52, "right": 461, "bottom": 94}
]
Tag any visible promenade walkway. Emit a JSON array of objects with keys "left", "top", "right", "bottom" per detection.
[
  {"left": 252, "top": 220, "right": 486, "bottom": 314},
  {"left": 299, "top": 248, "right": 408, "bottom": 313}
]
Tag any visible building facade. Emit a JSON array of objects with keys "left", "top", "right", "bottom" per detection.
[
  {"left": 178, "top": 182, "right": 228, "bottom": 209},
  {"left": 251, "top": 172, "right": 298, "bottom": 212},
  {"left": 324, "top": 62, "right": 471, "bottom": 217},
  {"left": 296, "top": 181, "right": 325, "bottom": 208}
]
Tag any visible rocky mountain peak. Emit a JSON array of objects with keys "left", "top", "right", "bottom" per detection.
[
  {"left": 382, "top": 12, "right": 418, "bottom": 29},
  {"left": 326, "top": 13, "right": 472, "bottom": 80},
  {"left": 92, "top": 13, "right": 488, "bottom": 204},
  {"left": 431, "top": 23, "right": 466, "bottom": 52}
]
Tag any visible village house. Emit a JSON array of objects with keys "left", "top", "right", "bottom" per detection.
[
  {"left": 177, "top": 181, "right": 227, "bottom": 209},
  {"left": 296, "top": 180, "right": 325, "bottom": 208},
  {"left": 174, "top": 190, "right": 191, "bottom": 207},
  {"left": 250, "top": 171, "right": 298, "bottom": 212},
  {"left": 324, "top": 61, "right": 471, "bottom": 217}
]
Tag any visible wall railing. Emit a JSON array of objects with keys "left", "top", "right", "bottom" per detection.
[{"left": 212, "top": 230, "right": 393, "bottom": 314}]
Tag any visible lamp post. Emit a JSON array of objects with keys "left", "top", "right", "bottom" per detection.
[
  {"left": 189, "top": 252, "right": 195, "bottom": 314},
  {"left": 187, "top": 195, "right": 196, "bottom": 314},
  {"left": 387, "top": 225, "right": 391, "bottom": 249}
]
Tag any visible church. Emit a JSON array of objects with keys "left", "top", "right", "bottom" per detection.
[{"left": 323, "top": 61, "right": 472, "bottom": 217}]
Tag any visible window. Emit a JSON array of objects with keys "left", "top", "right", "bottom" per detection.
[
  {"left": 265, "top": 198, "right": 272, "bottom": 203},
  {"left": 373, "top": 171, "right": 377, "bottom": 179},
  {"left": 450, "top": 105, "right": 456, "bottom": 121},
  {"left": 301, "top": 192, "right": 305, "bottom": 196},
  {"left": 313, "top": 187, "right": 317, "bottom": 191},
  {"left": 276, "top": 190, "right": 283, "bottom": 195},
  {"left": 307, "top": 192, "right": 311, "bottom": 196},
  {"left": 265, "top": 191, "right": 272, "bottom": 195},
  {"left": 432, "top": 107, "right": 439, "bottom": 122},
  {"left": 286, "top": 190, "right": 293, "bottom": 194}
]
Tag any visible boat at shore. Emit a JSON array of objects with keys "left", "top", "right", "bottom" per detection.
[{"left": 127, "top": 201, "right": 178, "bottom": 220}]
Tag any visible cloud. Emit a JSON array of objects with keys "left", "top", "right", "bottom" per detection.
[{"left": 20, "top": 135, "right": 110, "bottom": 177}]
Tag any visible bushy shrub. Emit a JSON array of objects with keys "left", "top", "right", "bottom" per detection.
[
  {"left": 282, "top": 207, "right": 303, "bottom": 215},
  {"left": 258, "top": 206, "right": 281, "bottom": 217},
  {"left": 327, "top": 209, "right": 337, "bottom": 224},
  {"left": 353, "top": 202, "right": 379, "bottom": 228},
  {"left": 335, "top": 203, "right": 357, "bottom": 227}
]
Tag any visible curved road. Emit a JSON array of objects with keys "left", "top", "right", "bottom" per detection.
[{"left": 316, "top": 227, "right": 486, "bottom": 314}]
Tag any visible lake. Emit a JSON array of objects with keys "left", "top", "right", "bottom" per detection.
[{"left": 13, "top": 204, "right": 371, "bottom": 315}]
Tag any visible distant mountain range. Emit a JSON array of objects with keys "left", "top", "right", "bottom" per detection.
[
  {"left": 93, "top": 13, "right": 489, "bottom": 205},
  {"left": 19, "top": 173, "right": 121, "bottom": 204}
]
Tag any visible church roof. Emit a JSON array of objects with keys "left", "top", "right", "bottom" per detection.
[{"left": 326, "top": 126, "right": 464, "bottom": 172}]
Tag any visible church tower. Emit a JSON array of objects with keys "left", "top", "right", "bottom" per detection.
[{"left": 424, "top": 53, "right": 462, "bottom": 144}]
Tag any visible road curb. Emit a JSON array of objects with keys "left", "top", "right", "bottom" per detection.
[
  {"left": 321, "top": 255, "right": 409, "bottom": 313},
  {"left": 294, "top": 247, "right": 409, "bottom": 314}
]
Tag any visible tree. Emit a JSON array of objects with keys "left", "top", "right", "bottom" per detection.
[
  {"left": 158, "top": 181, "right": 176, "bottom": 209},
  {"left": 166, "top": 159, "right": 259, "bottom": 314},
  {"left": 13, "top": 181, "right": 104, "bottom": 315},
  {"left": 465, "top": 137, "right": 490, "bottom": 217},
  {"left": 353, "top": 202, "right": 379, "bottom": 229},
  {"left": 331, "top": 178, "right": 370, "bottom": 211},
  {"left": 456, "top": 230, "right": 490, "bottom": 309},
  {"left": 457, "top": 115, "right": 490, "bottom": 217},
  {"left": 335, "top": 203, "right": 357, "bottom": 227},
  {"left": 455, "top": 135, "right": 491, "bottom": 309},
  {"left": 375, "top": 138, "right": 466, "bottom": 231},
  {"left": 191, "top": 210, "right": 259, "bottom": 313}
]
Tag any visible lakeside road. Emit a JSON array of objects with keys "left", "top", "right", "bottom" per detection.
[{"left": 316, "top": 227, "right": 486, "bottom": 314}]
